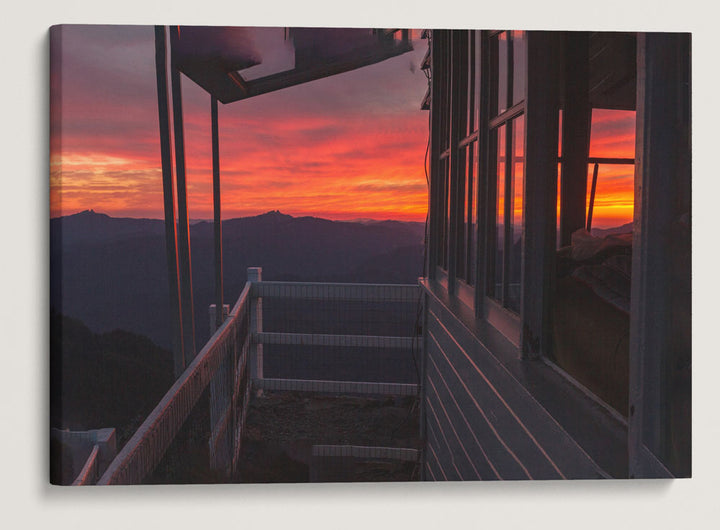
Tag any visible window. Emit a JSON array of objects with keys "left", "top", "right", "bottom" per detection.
[
  {"left": 456, "top": 31, "right": 480, "bottom": 286},
  {"left": 434, "top": 31, "right": 452, "bottom": 272},
  {"left": 552, "top": 104, "right": 636, "bottom": 417},
  {"left": 487, "top": 31, "right": 526, "bottom": 315},
  {"left": 586, "top": 109, "right": 636, "bottom": 231},
  {"left": 432, "top": 30, "right": 480, "bottom": 292}
]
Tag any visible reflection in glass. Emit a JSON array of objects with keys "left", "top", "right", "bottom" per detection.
[
  {"left": 494, "top": 125, "right": 506, "bottom": 300},
  {"left": 457, "top": 147, "right": 467, "bottom": 281},
  {"left": 459, "top": 144, "right": 475, "bottom": 284},
  {"left": 511, "top": 31, "right": 526, "bottom": 106},
  {"left": 587, "top": 109, "right": 636, "bottom": 229},
  {"left": 444, "top": 157, "right": 451, "bottom": 269},
  {"left": 588, "top": 109, "right": 636, "bottom": 159},
  {"left": 585, "top": 163, "right": 635, "bottom": 229},
  {"left": 496, "top": 32, "right": 508, "bottom": 116},
  {"left": 556, "top": 163, "right": 562, "bottom": 249},
  {"left": 439, "top": 157, "right": 449, "bottom": 269},
  {"left": 467, "top": 32, "right": 479, "bottom": 135},
  {"left": 507, "top": 115, "right": 525, "bottom": 313},
  {"left": 556, "top": 110, "right": 563, "bottom": 248},
  {"left": 469, "top": 143, "right": 479, "bottom": 286}
]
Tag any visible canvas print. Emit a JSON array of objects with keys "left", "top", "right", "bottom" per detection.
[{"left": 49, "top": 25, "right": 691, "bottom": 485}]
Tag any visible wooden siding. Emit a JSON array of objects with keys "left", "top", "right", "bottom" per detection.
[{"left": 423, "top": 291, "right": 611, "bottom": 480}]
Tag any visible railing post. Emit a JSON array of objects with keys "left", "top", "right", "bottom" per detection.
[
  {"left": 418, "top": 280, "right": 428, "bottom": 481},
  {"left": 248, "top": 267, "right": 263, "bottom": 395},
  {"left": 209, "top": 304, "right": 230, "bottom": 335},
  {"left": 208, "top": 303, "right": 230, "bottom": 475}
]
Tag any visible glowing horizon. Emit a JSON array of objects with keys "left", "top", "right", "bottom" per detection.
[
  {"left": 50, "top": 26, "right": 636, "bottom": 228},
  {"left": 50, "top": 25, "right": 431, "bottom": 224}
]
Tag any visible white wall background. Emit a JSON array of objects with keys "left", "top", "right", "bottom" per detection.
[{"left": 2, "top": 1, "right": 717, "bottom": 529}]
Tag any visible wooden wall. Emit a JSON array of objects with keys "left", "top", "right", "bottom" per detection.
[{"left": 422, "top": 291, "right": 616, "bottom": 480}]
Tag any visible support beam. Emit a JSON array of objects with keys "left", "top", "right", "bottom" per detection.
[
  {"left": 447, "top": 30, "right": 466, "bottom": 294},
  {"left": 169, "top": 26, "right": 197, "bottom": 364},
  {"left": 427, "top": 31, "right": 445, "bottom": 280},
  {"left": 154, "top": 25, "right": 185, "bottom": 378},
  {"left": 559, "top": 32, "right": 591, "bottom": 247},
  {"left": 475, "top": 30, "right": 492, "bottom": 313},
  {"left": 211, "top": 96, "right": 224, "bottom": 329},
  {"left": 520, "top": 31, "right": 562, "bottom": 360},
  {"left": 629, "top": 32, "right": 691, "bottom": 479}
]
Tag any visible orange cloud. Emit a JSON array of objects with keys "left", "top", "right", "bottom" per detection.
[
  {"left": 51, "top": 27, "right": 430, "bottom": 222},
  {"left": 50, "top": 27, "right": 637, "bottom": 229},
  {"left": 586, "top": 163, "right": 635, "bottom": 228}
]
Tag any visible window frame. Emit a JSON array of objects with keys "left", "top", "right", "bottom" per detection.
[
  {"left": 430, "top": 30, "right": 482, "bottom": 305},
  {"left": 481, "top": 30, "right": 527, "bottom": 344}
]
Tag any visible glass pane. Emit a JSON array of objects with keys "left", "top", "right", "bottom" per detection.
[
  {"left": 459, "top": 145, "right": 473, "bottom": 282},
  {"left": 438, "top": 156, "right": 449, "bottom": 269},
  {"left": 556, "top": 163, "right": 562, "bottom": 249},
  {"left": 444, "top": 157, "right": 451, "bottom": 268},
  {"left": 587, "top": 109, "right": 636, "bottom": 231},
  {"left": 457, "top": 147, "right": 467, "bottom": 281},
  {"left": 496, "top": 32, "right": 508, "bottom": 116},
  {"left": 589, "top": 109, "right": 636, "bottom": 159},
  {"left": 468, "top": 142, "right": 479, "bottom": 285},
  {"left": 511, "top": 31, "right": 526, "bottom": 105},
  {"left": 558, "top": 109, "right": 563, "bottom": 157},
  {"left": 467, "top": 32, "right": 477, "bottom": 135},
  {"left": 585, "top": 163, "right": 635, "bottom": 231},
  {"left": 507, "top": 116, "right": 524, "bottom": 313},
  {"left": 557, "top": 111, "right": 563, "bottom": 248},
  {"left": 439, "top": 37, "right": 452, "bottom": 152},
  {"left": 493, "top": 124, "right": 506, "bottom": 300}
]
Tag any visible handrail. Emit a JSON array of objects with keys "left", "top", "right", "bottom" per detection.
[
  {"left": 71, "top": 445, "right": 100, "bottom": 486},
  {"left": 252, "top": 281, "right": 419, "bottom": 302},
  {"left": 97, "top": 282, "right": 252, "bottom": 485}
]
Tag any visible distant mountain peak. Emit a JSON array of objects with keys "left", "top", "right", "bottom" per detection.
[
  {"left": 259, "top": 210, "right": 291, "bottom": 218},
  {"left": 254, "top": 210, "right": 294, "bottom": 222},
  {"left": 72, "top": 209, "right": 105, "bottom": 218}
]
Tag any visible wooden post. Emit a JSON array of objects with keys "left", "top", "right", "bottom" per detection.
[
  {"left": 208, "top": 304, "right": 230, "bottom": 335},
  {"left": 419, "top": 287, "right": 429, "bottom": 481},
  {"left": 446, "top": 30, "right": 466, "bottom": 295},
  {"left": 559, "top": 32, "right": 591, "bottom": 247},
  {"left": 427, "top": 31, "right": 444, "bottom": 280},
  {"left": 208, "top": 302, "right": 231, "bottom": 474},
  {"left": 248, "top": 267, "right": 264, "bottom": 392},
  {"left": 629, "top": 32, "right": 691, "bottom": 479},
  {"left": 169, "top": 25, "right": 197, "bottom": 365},
  {"left": 520, "top": 32, "right": 561, "bottom": 360},
  {"left": 211, "top": 96, "right": 224, "bottom": 330},
  {"left": 475, "top": 30, "right": 491, "bottom": 315},
  {"left": 154, "top": 25, "right": 185, "bottom": 379}
]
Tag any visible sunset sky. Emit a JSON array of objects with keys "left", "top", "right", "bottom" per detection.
[{"left": 50, "top": 25, "right": 635, "bottom": 227}]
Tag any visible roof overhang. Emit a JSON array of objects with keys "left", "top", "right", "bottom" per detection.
[{"left": 173, "top": 27, "right": 413, "bottom": 104}]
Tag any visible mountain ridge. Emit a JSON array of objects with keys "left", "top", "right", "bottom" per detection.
[{"left": 51, "top": 209, "right": 425, "bottom": 350}]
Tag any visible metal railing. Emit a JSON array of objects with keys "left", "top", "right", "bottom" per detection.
[
  {"left": 251, "top": 275, "right": 422, "bottom": 396},
  {"left": 95, "top": 268, "right": 422, "bottom": 485}
]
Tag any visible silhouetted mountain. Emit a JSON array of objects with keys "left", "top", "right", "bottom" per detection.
[
  {"left": 50, "top": 311, "right": 175, "bottom": 447},
  {"left": 591, "top": 222, "right": 633, "bottom": 237},
  {"left": 50, "top": 209, "right": 166, "bottom": 246},
  {"left": 50, "top": 210, "right": 425, "bottom": 351}
]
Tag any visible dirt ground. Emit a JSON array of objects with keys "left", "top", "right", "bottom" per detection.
[{"left": 235, "top": 391, "right": 422, "bottom": 483}]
